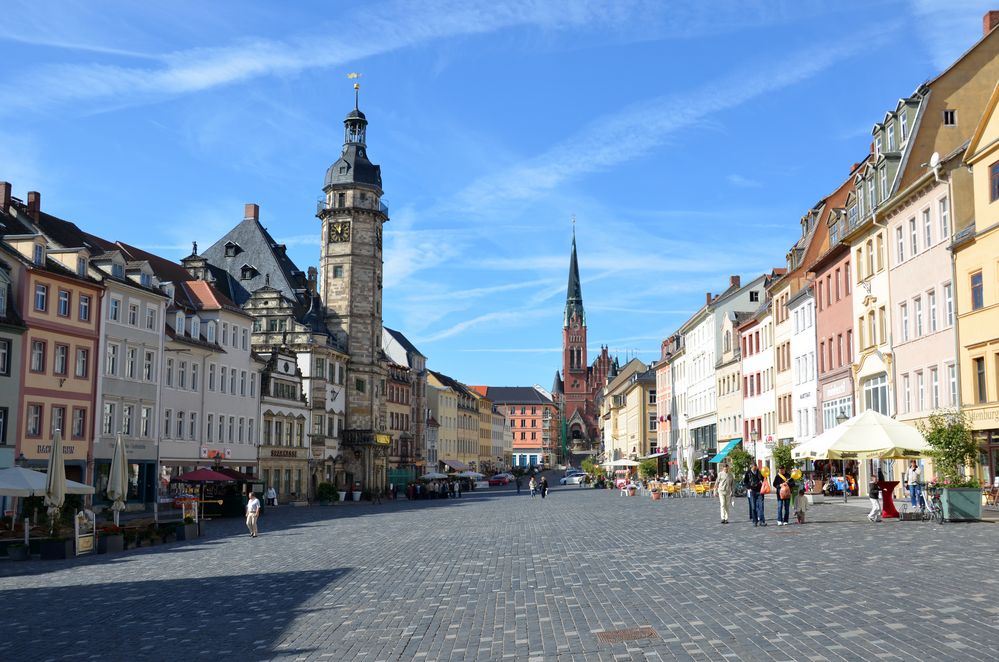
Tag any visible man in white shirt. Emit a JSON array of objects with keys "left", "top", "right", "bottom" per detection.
[
  {"left": 245, "top": 492, "right": 260, "bottom": 538},
  {"left": 905, "top": 461, "right": 921, "bottom": 508}
]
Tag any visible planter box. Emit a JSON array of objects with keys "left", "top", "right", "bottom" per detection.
[
  {"left": 40, "top": 539, "right": 73, "bottom": 560},
  {"left": 941, "top": 488, "right": 982, "bottom": 522},
  {"left": 177, "top": 523, "right": 199, "bottom": 541},
  {"left": 98, "top": 534, "right": 125, "bottom": 554},
  {"left": 337, "top": 491, "right": 347, "bottom": 502},
  {"left": 650, "top": 491, "right": 662, "bottom": 501},
  {"left": 805, "top": 494, "right": 824, "bottom": 505},
  {"left": 352, "top": 491, "right": 362, "bottom": 502},
  {"left": 7, "top": 545, "right": 30, "bottom": 561}
]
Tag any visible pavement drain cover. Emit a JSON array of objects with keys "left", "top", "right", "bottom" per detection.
[{"left": 596, "top": 627, "right": 659, "bottom": 644}]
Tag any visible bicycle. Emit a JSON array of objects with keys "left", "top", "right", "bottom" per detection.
[{"left": 919, "top": 487, "right": 943, "bottom": 524}]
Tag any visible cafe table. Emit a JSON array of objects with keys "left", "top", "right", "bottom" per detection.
[{"left": 878, "top": 480, "right": 900, "bottom": 518}]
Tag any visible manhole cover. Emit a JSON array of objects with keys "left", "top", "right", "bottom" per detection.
[{"left": 596, "top": 627, "right": 659, "bottom": 644}]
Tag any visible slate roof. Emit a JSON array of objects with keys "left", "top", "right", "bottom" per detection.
[
  {"left": 384, "top": 327, "right": 425, "bottom": 359},
  {"left": 201, "top": 216, "right": 308, "bottom": 307},
  {"left": 429, "top": 370, "right": 475, "bottom": 399},
  {"left": 551, "top": 370, "right": 563, "bottom": 395},
  {"left": 481, "top": 387, "right": 553, "bottom": 406},
  {"left": 564, "top": 231, "right": 585, "bottom": 326}
]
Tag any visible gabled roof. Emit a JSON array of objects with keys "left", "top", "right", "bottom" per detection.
[
  {"left": 384, "top": 326, "right": 425, "bottom": 359},
  {"left": 201, "top": 214, "right": 308, "bottom": 307},
  {"left": 430, "top": 370, "right": 475, "bottom": 399},
  {"left": 967, "top": 79, "right": 999, "bottom": 161},
  {"left": 478, "top": 386, "right": 553, "bottom": 406}
]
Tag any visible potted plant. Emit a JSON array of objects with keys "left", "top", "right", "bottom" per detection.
[
  {"left": 317, "top": 482, "right": 337, "bottom": 505},
  {"left": 40, "top": 537, "right": 73, "bottom": 560},
  {"left": 352, "top": 482, "right": 363, "bottom": 502},
  {"left": 728, "top": 445, "right": 752, "bottom": 497},
  {"left": 178, "top": 516, "right": 199, "bottom": 541},
  {"left": 7, "top": 542, "right": 30, "bottom": 561},
  {"left": 337, "top": 488, "right": 347, "bottom": 503},
  {"left": 98, "top": 525, "right": 125, "bottom": 554},
  {"left": 919, "top": 410, "right": 982, "bottom": 521}
]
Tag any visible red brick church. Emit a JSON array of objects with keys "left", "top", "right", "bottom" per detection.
[{"left": 552, "top": 230, "right": 616, "bottom": 453}]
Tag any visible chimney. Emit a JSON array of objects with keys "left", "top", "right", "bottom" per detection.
[
  {"left": 706, "top": 292, "right": 712, "bottom": 305},
  {"left": 244, "top": 203, "right": 259, "bottom": 221},
  {"left": 985, "top": 10, "right": 999, "bottom": 35},
  {"left": 730, "top": 275, "right": 741, "bottom": 288},
  {"left": 27, "top": 191, "right": 40, "bottom": 220},
  {"left": 0, "top": 181, "right": 10, "bottom": 210},
  {"left": 307, "top": 266, "right": 318, "bottom": 295}
]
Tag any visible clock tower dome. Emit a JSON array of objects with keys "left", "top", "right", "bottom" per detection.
[{"left": 318, "top": 83, "right": 389, "bottom": 489}]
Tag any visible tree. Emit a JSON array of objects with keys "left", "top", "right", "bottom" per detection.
[
  {"left": 919, "top": 410, "right": 980, "bottom": 487},
  {"left": 638, "top": 459, "right": 658, "bottom": 480},
  {"left": 771, "top": 442, "right": 796, "bottom": 472},
  {"left": 581, "top": 457, "right": 598, "bottom": 477},
  {"left": 728, "top": 445, "right": 752, "bottom": 480}
]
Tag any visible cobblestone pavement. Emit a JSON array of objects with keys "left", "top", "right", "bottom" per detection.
[{"left": 3, "top": 479, "right": 999, "bottom": 661}]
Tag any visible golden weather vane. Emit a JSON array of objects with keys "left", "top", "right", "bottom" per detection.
[{"left": 347, "top": 72, "right": 362, "bottom": 108}]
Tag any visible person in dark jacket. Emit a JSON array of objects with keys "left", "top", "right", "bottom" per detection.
[
  {"left": 742, "top": 465, "right": 766, "bottom": 526},
  {"left": 772, "top": 467, "right": 794, "bottom": 526},
  {"left": 867, "top": 474, "right": 882, "bottom": 522}
]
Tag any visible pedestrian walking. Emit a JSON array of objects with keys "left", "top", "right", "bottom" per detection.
[
  {"left": 265, "top": 486, "right": 277, "bottom": 507},
  {"left": 868, "top": 474, "right": 883, "bottom": 522},
  {"left": 794, "top": 486, "right": 808, "bottom": 524},
  {"left": 773, "top": 467, "right": 793, "bottom": 526},
  {"left": 540, "top": 476, "right": 549, "bottom": 499},
  {"left": 742, "top": 464, "right": 766, "bottom": 527},
  {"left": 456, "top": 479, "right": 462, "bottom": 498},
  {"left": 716, "top": 463, "right": 734, "bottom": 524},
  {"left": 905, "top": 460, "right": 920, "bottom": 507},
  {"left": 529, "top": 476, "right": 537, "bottom": 498},
  {"left": 516, "top": 476, "right": 522, "bottom": 494},
  {"left": 245, "top": 491, "right": 260, "bottom": 537}
]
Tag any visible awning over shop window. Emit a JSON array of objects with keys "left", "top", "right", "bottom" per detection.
[
  {"left": 441, "top": 458, "right": 469, "bottom": 472},
  {"left": 709, "top": 438, "right": 742, "bottom": 464},
  {"left": 642, "top": 452, "right": 669, "bottom": 459}
]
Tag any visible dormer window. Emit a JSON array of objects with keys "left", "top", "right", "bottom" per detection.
[
  {"left": 206, "top": 321, "right": 216, "bottom": 343},
  {"left": 240, "top": 264, "right": 257, "bottom": 281},
  {"left": 224, "top": 241, "right": 241, "bottom": 258},
  {"left": 175, "top": 312, "right": 185, "bottom": 335},
  {"left": 899, "top": 108, "right": 908, "bottom": 141},
  {"left": 191, "top": 317, "right": 201, "bottom": 339},
  {"left": 140, "top": 272, "right": 152, "bottom": 287},
  {"left": 886, "top": 123, "right": 896, "bottom": 151},
  {"left": 33, "top": 244, "right": 45, "bottom": 265},
  {"left": 874, "top": 134, "right": 882, "bottom": 156},
  {"left": 112, "top": 263, "right": 125, "bottom": 279},
  {"left": 77, "top": 257, "right": 87, "bottom": 277}
]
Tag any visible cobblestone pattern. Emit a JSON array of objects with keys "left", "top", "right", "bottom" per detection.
[{"left": 2, "top": 483, "right": 999, "bottom": 661}]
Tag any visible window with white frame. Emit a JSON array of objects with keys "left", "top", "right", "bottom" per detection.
[
  {"left": 880, "top": 169, "right": 888, "bottom": 200},
  {"left": 922, "top": 208, "right": 932, "bottom": 247},
  {"left": 163, "top": 410, "right": 171, "bottom": 438},
  {"left": 928, "top": 289, "right": 937, "bottom": 332},
  {"left": 896, "top": 226, "right": 904, "bottom": 263},
  {"left": 931, "top": 367, "right": 940, "bottom": 409},
  {"left": 916, "top": 371, "right": 925, "bottom": 411},
  {"left": 948, "top": 364, "right": 957, "bottom": 406},
  {"left": 122, "top": 404, "right": 133, "bottom": 436},
  {"left": 143, "top": 350, "right": 155, "bottom": 381},
  {"left": 909, "top": 218, "right": 917, "bottom": 255},
  {"left": 939, "top": 196, "right": 950, "bottom": 238},
  {"left": 900, "top": 303, "right": 909, "bottom": 342},
  {"left": 863, "top": 374, "right": 889, "bottom": 415},
  {"left": 128, "top": 303, "right": 138, "bottom": 326},
  {"left": 914, "top": 297, "right": 923, "bottom": 337},
  {"left": 106, "top": 343, "right": 119, "bottom": 376},
  {"left": 944, "top": 283, "right": 954, "bottom": 326},
  {"left": 900, "top": 108, "right": 908, "bottom": 141},
  {"left": 176, "top": 411, "right": 185, "bottom": 439},
  {"left": 206, "top": 322, "right": 216, "bottom": 343},
  {"left": 103, "top": 402, "right": 115, "bottom": 435},
  {"left": 125, "top": 347, "right": 136, "bottom": 379},
  {"left": 903, "top": 374, "right": 911, "bottom": 413},
  {"left": 141, "top": 406, "right": 151, "bottom": 437},
  {"left": 108, "top": 297, "right": 121, "bottom": 322},
  {"left": 166, "top": 358, "right": 173, "bottom": 387},
  {"left": 145, "top": 307, "right": 156, "bottom": 330},
  {"left": 175, "top": 312, "right": 185, "bottom": 335}
]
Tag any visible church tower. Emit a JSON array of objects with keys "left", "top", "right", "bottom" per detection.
[
  {"left": 318, "top": 82, "right": 389, "bottom": 489},
  {"left": 562, "top": 228, "right": 589, "bottom": 440}
]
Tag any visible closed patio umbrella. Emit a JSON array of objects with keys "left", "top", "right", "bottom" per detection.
[
  {"left": 44, "top": 429, "right": 67, "bottom": 534},
  {"left": 107, "top": 434, "right": 129, "bottom": 526}
]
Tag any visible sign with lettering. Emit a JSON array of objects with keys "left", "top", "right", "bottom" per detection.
[
  {"left": 270, "top": 449, "right": 299, "bottom": 458},
  {"left": 75, "top": 510, "right": 96, "bottom": 556}
]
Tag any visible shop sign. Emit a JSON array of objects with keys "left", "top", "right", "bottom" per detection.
[
  {"left": 764, "top": 435, "right": 776, "bottom": 448},
  {"left": 822, "top": 378, "right": 851, "bottom": 400},
  {"left": 375, "top": 434, "right": 392, "bottom": 445},
  {"left": 969, "top": 407, "right": 999, "bottom": 424},
  {"left": 270, "top": 449, "right": 299, "bottom": 458}
]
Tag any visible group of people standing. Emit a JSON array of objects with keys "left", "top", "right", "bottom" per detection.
[
  {"left": 528, "top": 475, "right": 549, "bottom": 499},
  {"left": 713, "top": 464, "right": 807, "bottom": 527}
]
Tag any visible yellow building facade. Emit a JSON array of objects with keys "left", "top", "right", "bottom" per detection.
[{"left": 957, "top": 81, "right": 999, "bottom": 483}]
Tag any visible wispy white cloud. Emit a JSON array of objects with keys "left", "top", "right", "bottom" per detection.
[
  {"left": 727, "top": 174, "right": 762, "bottom": 188},
  {"left": 912, "top": 0, "right": 994, "bottom": 71},
  {"left": 416, "top": 308, "right": 549, "bottom": 343},
  {"left": 457, "top": 347, "right": 561, "bottom": 353},
  {"left": 451, "top": 26, "right": 895, "bottom": 212}
]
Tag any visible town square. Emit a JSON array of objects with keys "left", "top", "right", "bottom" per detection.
[{"left": 5, "top": 2, "right": 999, "bottom": 660}]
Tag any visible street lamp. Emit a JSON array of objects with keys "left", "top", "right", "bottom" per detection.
[{"left": 750, "top": 423, "right": 759, "bottom": 466}]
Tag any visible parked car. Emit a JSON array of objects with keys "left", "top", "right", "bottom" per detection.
[
  {"left": 564, "top": 468, "right": 585, "bottom": 477},
  {"left": 488, "top": 474, "right": 511, "bottom": 486},
  {"left": 559, "top": 473, "right": 588, "bottom": 485}
]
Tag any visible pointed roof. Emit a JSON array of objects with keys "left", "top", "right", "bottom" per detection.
[
  {"left": 564, "top": 229, "right": 585, "bottom": 327},
  {"left": 551, "top": 370, "right": 563, "bottom": 395}
]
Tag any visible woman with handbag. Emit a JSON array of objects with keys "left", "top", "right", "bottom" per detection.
[{"left": 772, "top": 467, "right": 794, "bottom": 526}]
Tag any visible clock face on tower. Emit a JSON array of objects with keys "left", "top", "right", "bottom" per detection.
[{"left": 329, "top": 220, "right": 351, "bottom": 243}]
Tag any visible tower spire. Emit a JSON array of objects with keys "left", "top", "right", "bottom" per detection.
[{"left": 564, "top": 218, "right": 584, "bottom": 328}]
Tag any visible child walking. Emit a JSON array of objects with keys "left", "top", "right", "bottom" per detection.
[{"left": 867, "top": 474, "right": 882, "bottom": 522}]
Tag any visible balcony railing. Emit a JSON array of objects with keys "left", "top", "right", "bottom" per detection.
[{"left": 316, "top": 197, "right": 390, "bottom": 217}]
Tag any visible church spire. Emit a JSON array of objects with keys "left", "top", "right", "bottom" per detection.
[{"left": 564, "top": 221, "right": 585, "bottom": 328}]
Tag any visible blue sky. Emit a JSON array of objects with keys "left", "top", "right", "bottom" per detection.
[{"left": 1, "top": 0, "right": 993, "bottom": 387}]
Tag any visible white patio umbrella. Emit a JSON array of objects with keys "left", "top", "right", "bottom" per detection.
[
  {"left": 457, "top": 471, "right": 485, "bottom": 479},
  {"left": 107, "top": 434, "right": 129, "bottom": 526},
  {"left": 419, "top": 472, "right": 449, "bottom": 480},
  {"left": 602, "top": 459, "right": 640, "bottom": 468},
  {"left": 792, "top": 409, "right": 931, "bottom": 461},
  {"left": 44, "top": 429, "right": 67, "bottom": 534},
  {"left": 0, "top": 467, "right": 95, "bottom": 497}
]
